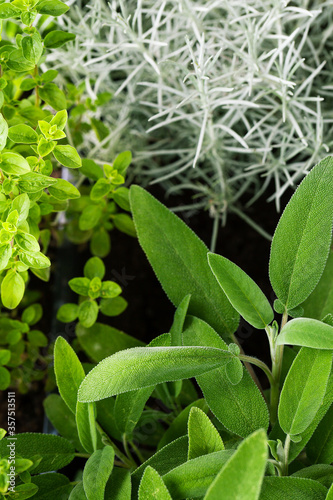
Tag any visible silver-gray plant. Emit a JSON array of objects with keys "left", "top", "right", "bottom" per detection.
[{"left": 49, "top": 0, "right": 333, "bottom": 243}]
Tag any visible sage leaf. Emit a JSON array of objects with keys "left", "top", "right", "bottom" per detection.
[
  {"left": 76, "top": 401, "right": 99, "bottom": 454},
  {"left": 278, "top": 347, "right": 333, "bottom": 435},
  {"left": 208, "top": 253, "right": 273, "bottom": 329},
  {"left": 139, "top": 466, "right": 171, "bottom": 500},
  {"left": 170, "top": 294, "right": 191, "bottom": 346},
  {"left": 225, "top": 357, "right": 244, "bottom": 385},
  {"left": 292, "top": 464, "right": 333, "bottom": 488},
  {"left": 130, "top": 186, "right": 239, "bottom": 339},
  {"left": 83, "top": 446, "right": 114, "bottom": 500},
  {"left": 204, "top": 429, "right": 267, "bottom": 500},
  {"left": 269, "top": 156, "right": 333, "bottom": 310},
  {"left": 277, "top": 318, "right": 333, "bottom": 349},
  {"left": 54, "top": 336, "right": 85, "bottom": 413},
  {"left": 105, "top": 468, "right": 131, "bottom": 499},
  {"left": 78, "top": 346, "right": 233, "bottom": 402},
  {"left": 260, "top": 477, "right": 327, "bottom": 500},
  {"left": 31, "top": 473, "right": 72, "bottom": 500},
  {"left": 182, "top": 315, "right": 269, "bottom": 437},
  {"left": 307, "top": 404, "right": 333, "bottom": 464},
  {"left": 188, "top": 407, "right": 224, "bottom": 460},
  {"left": 162, "top": 450, "right": 234, "bottom": 499}
]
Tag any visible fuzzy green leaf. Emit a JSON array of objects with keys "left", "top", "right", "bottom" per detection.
[
  {"left": 188, "top": 407, "right": 224, "bottom": 460},
  {"left": 208, "top": 253, "right": 274, "bottom": 329},
  {"left": 269, "top": 157, "right": 333, "bottom": 310},
  {"left": 183, "top": 315, "right": 269, "bottom": 437},
  {"left": 277, "top": 318, "right": 333, "bottom": 349},
  {"left": 278, "top": 347, "right": 333, "bottom": 435},
  {"left": 303, "top": 250, "right": 333, "bottom": 320},
  {"left": 83, "top": 447, "right": 114, "bottom": 500},
  {"left": 54, "top": 336, "right": 85, "bottom": 413},
  {"left": 204, "top": 429, "right": 267, "bottom": 500},
  {"left": 130, "top": 186, "right": 239, "bottom": 339},
  {"left": 307, "top": 404, "right": 333, "bottom": 465},
  {"left": 78, "top": 346, "right": 233, "bottom": 402},
  {"left": 139, "top": 467, "right": 171, "bottom": 500},
  {"left": 260, "top": 477, "right": 327, "bottom": 500},
  {"left": 1, "top": 270, "right": 25, "bottom": 309}
]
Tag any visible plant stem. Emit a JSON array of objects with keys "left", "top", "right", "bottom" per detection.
[
  {"left": 270, "top": 311, "right": 288, "bottom": 425},
  {"left": 239, "top": 354, "right": 274, "bottom": 387},
  {"left": 96, "top": 422, "right": 133, "bottom": 468},
  {"left": 123, "top": 435, "right": 137, "bottom": 467},
  {"left": 233, "top": 337, "right": 264, "bottom": 394},
  {"left": 129, "top": 440, "right": 145, "bottom": 464}
]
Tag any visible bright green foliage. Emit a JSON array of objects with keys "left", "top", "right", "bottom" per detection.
[
  {"left": 269, "top": 157, "right": 333, "bottom": 311},
  {"left": 204, "top": 429, "right": 267, "bottom": 500},
  {"left": 278, "top": 348, "right": 332, "bottom": 436},
  {"left": 208, "top": 253, "right": 274, "bottom": 329},
  {"left": 260, "top": 477, "right": 327, "bottom": 499},
  {"left": 54, "top": 336, "right": 85, "bottom": 413},
  {"left": 277, "top": 318, "right": 333, "bottom": 349},
  {"left": 130, "top": 185, "right": 239, "bottom": 339},
  {"left": 78, "top": 346, "right": 233, "bottom": 402},
  {"left": 57, "top": 256, "right": 125, "bottom": 328},
  {"left": 187, "top": 407, "right": 224, "bottom": 459},
  {"left": 83, "top": 446, "right": 115, "bottom": 500},
  {"left": 307, "top": 405, "right": 333, "bottom": 465},
  {"left": 139, "top": 467, "right": 172, "bottom": 500},
  {"left": 303, "top": 250, "right": 333, "bottom": 320}
]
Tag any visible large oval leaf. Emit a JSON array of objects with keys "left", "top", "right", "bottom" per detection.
[
  {"left": 277, "top": 318, "right": 333, "bottom": 349},
  {"left": 208, "top": 253, "right": 273, "bottom": 329},
  {"left": 269, "top": 156, "right": 333, "bottom": 310},
  {"left": 130, "top": 186, "right": 239, "bottom": 339},
  {"left": 278, "top": 347, "right": 333, "bottom": 436},
  {"left": 303, "top": 249, "right": 333, "bottom": 320},
  {"left": 78, "top": 346, "right": 232, "bottom": 402}
]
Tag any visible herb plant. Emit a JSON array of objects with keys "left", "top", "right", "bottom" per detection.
[{"left": 1, "top": 156, "right": 332, "bottom": 498}]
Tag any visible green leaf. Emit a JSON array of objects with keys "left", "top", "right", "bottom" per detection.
[
  {"left": 48, "top": 178, "right": 80, "bottom": 200},
  {"left": 22, "top": 303, "right": 42, "bottom": 325},
  {"left": 15, "top": 232, "right": 40, "bottom": 253},
  {"left": 36, "top": 0, "right": 69, "bottom": 16},
  {"left": 18, "top": 172, "right": 57, "bottom": 193},
  {"left": 39, "top": 83, "right": 67, "bottom": 111},
  {"left": 1, "top": 270, "right": 25, "bottom": 309},
  {"left": 22, "top": 33, "right": 43, "bottom": 65},
  {"left": 269, "top": 157, "right": 333, "bottom": 310},
  {"left": 90, "top": 178, "right": 110, "bottom": 201},
  {"left": 188, "top": 407, "right": 224, "bottom": 460},
  {"left": 43, "top": 394, "right": 84, "bottom": 453},
  {"left": 78, "top": 346, "right": 233, "bottom": 402},
  {"left": 225, "top": 357, "right": 244, "bottom": 385},
  {"left": 31, "top": 473, "right": 72, "bottom": 500},
  {"left": 54, "top": 336, "right": 85, "bottom": 413},
  {"left": 100, "top": 281, "right": 121, "bottom": 299},
  {"left": 130, "top": 186, "right": 239, "bottom": 339},
  {"left": 83, "top": 447, "right": 114, "bottom": 500},
  {"left": 260, "top": 477, "right": 327, "bottom": 500},
  {"left": 100, "top": 297, "right": 127, "bottom": 317},
  {"left": 80, "top": 159, "right": 103, "bottom": 180},
  {"left": 307, "top": 404, "right": 333, "bottom": 464},
  {"left": 0, "top": 349, "right": 10, "bottom": 365},
  {"left": 105, "top": 468, "right": 131, "bottom": 500},
  {"left": 158, "top": 400, "right": 208, "bottom": 451},
  {"left": 0, "top": 114, "right": 8, "bottom": 151},
  {"left": 90, "top": 228, "right": 110, "bottom": 257},
  {"left": 277, "top": 318, "right": 333, "bottom": 349},
  {"left": 183, "top": 315, "right": 269, "bottom": 437},
  {"left": 11, "top": 193, "right": 30, "bottom": 223},
  {"left": 0, "top": 152, "right": 30, "bottom": 176},
  {"left": 44, "top": 30, "right": 76, "bottom": 48},
  {"left": 53, "top": 145, "right": 81, "bottom": 169},
  {"left": 113, "top": 213, "right": 136, "bottom": 237},
  {"left": 170, "top": 294, "right": 191, "bottom": 347},
  {"left": 69, "top": 277, "right": 90, "bottom": 296},
  {"left": 78, "top": 300, "right": 99, "bottom": 328},
  {"left": 0, "top": 243, "right": 12, "bottom": 271},
  {"left": 84, "top": 257, "right": 105, "bottom": 280},
  {"left": 79, "top": 204, "right": 103, "bottom": 231},
  {"left": 76, "top": 401, "right": 98, "bottom": 454},
  {"left": 113, "top": 151, "right": 132, "bottom": 174},
  {"left": 8, "top": 124, "right": 38, "bottom": 144},
  {"left": 139, "top": 467, "right": 171, "bottom": 500},
  {"left": 113, "top": 187, "right": 130, "bottom": 211},
  {"left": 6, "top": 483, "right": 38, "bottom": 499},
  {"left": 278, "top": 347, "right": 333, "bottom": 435},
  {"left": 20, "top": 251, "right": 50, "bottom": 269},
  {"left": 162, "top": 450, "right": 234, "bottom": 499},
  {"left": 204, "top": 429, "right": 267, "bottom": 500},
  {"left": 57, "top": 303, "right": 78, "bottom": 323},
  {"left": 0, "top": 366, "right": 10, "bottom": 390},
  {"left": 328, "top": 484, "right": 333, "bottom": 500},
  {"left": 208, "top": 253, "right": 274, "bottom": 329},
  {"left": 303, "top": 250, "right": 333, "bottom": 321},
  {"left": 68, "top": 481, "right": 86, "bottom": 500},
  {"left": 0, "top": 4, "right": 20, "bottom": 19},
  {"left": 0, "top": 434, "right": 75, "bottom": 474},
  {"left": 292, "top": 464, "right": 333, "bottom": 488},
  {"left": 76, "top": 322, "right": 144, "bottom": 363}
]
